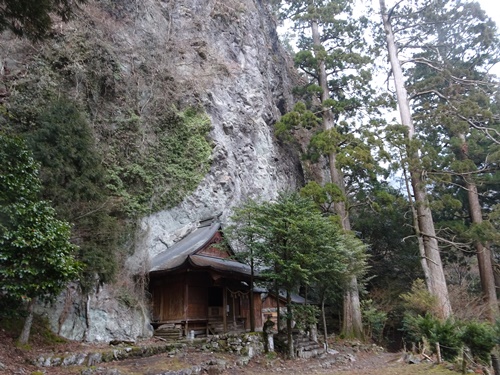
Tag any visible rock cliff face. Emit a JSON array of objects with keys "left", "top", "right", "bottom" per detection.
[
  {"left": 132, "top": 0, "right": 303, "bottom": 262},
  {"left": 5, "top": 0, "right": 302, "bottom": 342}
]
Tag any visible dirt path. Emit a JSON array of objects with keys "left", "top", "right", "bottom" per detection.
[
  {"left": 0, "top": 328, "right": 465, "bottom": 375},
  {"left": 93, "top": 348, "right": 462, "bottom": 375}
]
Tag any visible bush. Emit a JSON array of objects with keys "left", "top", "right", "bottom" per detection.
[
  {"left": 402, "top": 314, "right": 497, "bottom": 364},
  {"left": 460, "top": 320, "right": 496, "bottom": 364},
  {"left": 402, "top": 314, "right": 461, "bottom": 361},
  {"left": 400, "top": 279, "right": 438, "bottom": 316},
  {"left": 292, "top": 304, "right": 319, "bottom": 332},
  {"left": 361, "top": 299, "right": 387, "bottom": 342}
]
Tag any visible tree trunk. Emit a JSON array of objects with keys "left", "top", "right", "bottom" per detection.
[
  {"left": 458, "top": 133, "right": 498, "bottom": 321},
  {"left": 19, "top": 298, "right": 35, "bottom": 345},
  {"left": 403, "top": 161, "right": 432, "bottom": 290},
  {"left": 321, "top": 297, "right": 328, "bottom": 351},
  {"left": 491, "top": 352, "right": 500, "bottom": 375},
  {"left": 286, "top": 290, "right": 294, "bottom": 359},
  {"left": 82, "top": 293, "right": 91, "bottom": 341},
  {"left": 311, "top": 18, "right": 364, "bottom": 339},
  {"left": 249, "top": 258, "right": 256, "bottom": 332},
  {"left": 380, "top": 0, "right": 452, "bottom": 319},
  {"left": 275, "top": 281, "right": 281, "bottom": 333}
]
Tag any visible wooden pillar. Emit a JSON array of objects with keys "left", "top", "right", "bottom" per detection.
[
  {"left": 232, "top": 292, "right": 236, "bottom": 328},
  {"left": 223, "top": 285, "right": 227, "bottom": 333},
  {"left": 184, "top": 280, "right": 189, "bottom": 337},
  {"left": 159, "top": 287, "right": 164, "bottom": 322}
]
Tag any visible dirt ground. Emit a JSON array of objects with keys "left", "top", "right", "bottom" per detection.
[{"left": 0, "top": 327, "right": 465, "bottom": 375}]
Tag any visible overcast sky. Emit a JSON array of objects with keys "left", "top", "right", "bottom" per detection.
[
  {"left": 478, "top": 0, "right": 500, "bottom": 25},
  {"left": 478, "top": 0, "right": 500, "bottom": 75}
]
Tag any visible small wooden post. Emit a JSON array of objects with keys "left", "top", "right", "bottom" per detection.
[{"left": 436, "top": 342, "right": 442, "bottom": 364}]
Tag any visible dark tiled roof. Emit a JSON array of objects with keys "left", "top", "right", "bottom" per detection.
[
  {"left": 149, "top": 221, "right": 252, "bottom": 278},
  {"left": 188, "top": 254, "right": 252, "bottom": 277},
  {"left": 149, "top": 221, "right": 221, "bottom": 272}
]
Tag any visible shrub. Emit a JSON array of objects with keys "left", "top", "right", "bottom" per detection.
[
  {"left": 361, "top": 299, "right": 387, "bottom": 342},
  {"left": 293, "top": 304, "right": 319, "bottom": 332},
  {"left": 400, "top": 279, "right": 438, "bottom": 316},
  {"left": 402, "top": 314, "right": 461, "bottom": 361},
  {"left": 460, "top": 320, "right": 496, "bottom": 364}
]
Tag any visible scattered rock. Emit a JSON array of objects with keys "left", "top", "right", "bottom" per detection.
[{"left": 109, "top": 339, "right": 136, "bottom": 346}]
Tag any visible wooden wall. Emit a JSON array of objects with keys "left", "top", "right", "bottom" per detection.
[
  {"left": 186, "top": 272, "right": 209, "bottom": 320},
  {"left": 197, "top": 232, "right": 230, "bottom": 259},
  {"left": 150, "top": 270, "right": 266, "bottom": 331},
  {"left": 151, "top": 274, "right": 185, "bottom": 322},
  {"left": 151, "top": 272, "right": 212, "bottom": 322}
]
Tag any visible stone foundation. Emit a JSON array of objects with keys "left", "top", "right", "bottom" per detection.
[{"left": 202, "top": 333, "right": 265, "bottom": 358}]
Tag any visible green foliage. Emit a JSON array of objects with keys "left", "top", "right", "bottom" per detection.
[
  {"left": 403, "top": 314, "right": 497, "bottom": 364},
  {"left": 228, "top": 192, "right": 367, "bottom": 343},
  {"left": 300, "top": 181, "right": 345, "bottom": 213},
  {"left": 293, "top": 304, "right": 319, "bottom": 332},
  {"left": 401, "top": 279, "right": 497, "bottom": 363},
  {"left": 394, "top": 0, "right": 500, "bottom": 269},
  {"left": 274, "top": 0, "right": 388, "bottom": 190},
  {"left": 402, "top": 314, "right": 462, "bottom": 361},
  {"left": 17, "top": 98, "right": 122, "bottom": 292},
  {"left": 109, "top": 108, "right": 212, "bottom": 214},
  {"left": 400, "top": 279, "right": 438, "bottom": 317},
  {"left": 0, "top": 0, "right": 84, "bottom": 40},
  {"left": 274, "top": 102, "right": 321, "bottom": 142},
  {"left": 351, "top": 183, "right": 423, "bottom": 295},
  {"left": 26, "top": 98, "right": 105, "bottom": 204},
  {"left": 460, "top": 320, "right": 496, "bottom": 364},
  {"left": 361, "top": 299, "right": 387, "bottom": 342},
  {"left": 0, "top": 134, "right": 80, "bottom": 303},
  {"left": 4, "top": 92, "right": 212, "bottom": 292},
  {"left": 229, "top": 192, "right": 344, "bottom": 291}
]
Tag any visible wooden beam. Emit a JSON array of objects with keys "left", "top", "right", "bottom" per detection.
[{"left": 184, "top": 279, "right": 189, "bottom": 337}]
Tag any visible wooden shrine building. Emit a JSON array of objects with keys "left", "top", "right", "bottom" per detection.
[{"left": 148, "top": 219, "right": 264, "bottom": 337}]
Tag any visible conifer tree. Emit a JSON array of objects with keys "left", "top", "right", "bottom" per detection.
[
  {"left": 274, "top": 0, "right": 385, "bottom": 338},
  {"left": 228, "top": 193, "right": 364, "bottom": 357},
  {"left": 379, "top": 0, "right": 500, "bottom": 319},
  {"left": 403, "top": 0, "right": 500, "bottom": 320}
]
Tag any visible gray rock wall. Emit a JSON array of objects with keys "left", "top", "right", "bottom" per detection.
[
  {"left": 31, "top": 0, "right": 302, "bottom": 342},
  {"left": 127, "top": 0, "right": 303, "bottom": 266}
]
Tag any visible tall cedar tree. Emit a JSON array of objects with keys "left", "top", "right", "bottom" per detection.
[
  {"left": 379, "top": 0, "right": 452, "bottom": 318},
  {"left": 274, "top": 0, "right": 387, "bottom": 338},
  {"left": 407, "top": 1, "right": 500, "bottom": 320},
  {"left": 380, "top": 0, "right": 500, "bottom": 320}
]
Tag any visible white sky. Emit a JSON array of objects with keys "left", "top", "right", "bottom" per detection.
[
  {"left": 478, "top": 0, "right": 500, "bottom": 25},
  {"left": 473, "top": 0, "right": 500, "bottom": 75}
]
